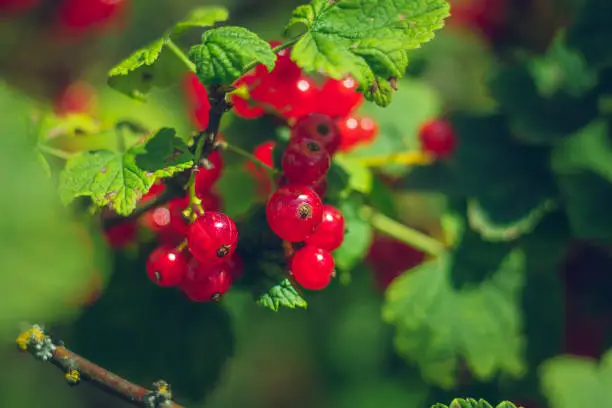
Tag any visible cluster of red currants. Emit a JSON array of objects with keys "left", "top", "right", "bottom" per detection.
[
  {"left": 139, "top": 152, "right": 243, "bottom": 303},
  {"left": 0, "top": 0, "right": 127, "bottom": 34},
  {"left": 255, "top": 114, "right": 346, "bottom": 291}
]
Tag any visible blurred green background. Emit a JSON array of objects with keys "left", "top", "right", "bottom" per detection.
[{"left": 2, "top": 0, "right": 611, "bottom": 407}]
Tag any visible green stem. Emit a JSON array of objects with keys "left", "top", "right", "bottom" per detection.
[
  {"left": 38, "top": 144, "right": 74, "bottom": 160},
  {"left": 361, "top": 206, "right": 446, "bottom": 257},
  {"left": 240, "top": 35, "right": 302, "bottom": 76},
  {"left": 166, "top": 39, "right": 196, "bottom": 73},
  {"left": 186, "top": 135, "right": 207, "bottom": 213}
]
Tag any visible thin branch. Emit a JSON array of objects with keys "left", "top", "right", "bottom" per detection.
[{"left": 17, "top": 326, "right": 185, "bottom": 408}]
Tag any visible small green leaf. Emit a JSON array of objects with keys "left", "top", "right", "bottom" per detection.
[
  {"left": 334, "top": 155, "right": 373, "bottom": 195},
  {"left": 256, "top": 278, "right": 307, "bottom": 311},
  {"left": 134, "top": 128, "right": 194, "bottom": 177},
  {"left": 540, "top": 349, "right": 612, "bottom": 408},
  {"left": 383, "top": 250, "right": 526, "bottom": 388},
  {"left": 285, "top": 0, "right": 450, "bottom": 106},
  {"left": 432, "top": 398, "right": 518, "bottom": 408},
  {"left": 108, "top": 40, "right": 186, "bottom": 101},
  {"left": 188, "top": 26, "right": 276, "bottom": 86},
  {"left": 172, "top": 6, "right": 229, "bottom": 36},
  {"left": 59, "top": 149, "right": 155, "bottom": 216}
]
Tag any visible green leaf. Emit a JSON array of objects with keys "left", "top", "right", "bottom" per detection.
[
  {"left": 0, "top": 84, "right": 97, "bottom": 340},
  {"left": 256, "top": 278, "right": 308, "bottom": 311},
  {"left": 333, "top": 154, "right": 373, "bottom": 195},
  {"left": 134, "top": 127, "right": 194, "bottom": 177},
  {"left": 216, "top": 164, "right": 258, "bottom": 218},
  {"left": 59, "top": 149, "right": 155, "bottom": 216},
  {"left": 172, "top": 6, "right": 229, "bottom": 36},
  {"left": 108, "top": 40, "right": 186, "bottom": 101},
  {"left": 333, "top": 194, "right": 373, "bottom": 271},
  {"left": 402, "top": 113, "right": 556, "bottom": 241},
  {"left": 188, "top": 26, "right": 276, "bottom": 86},
  {"left": 432, "top": 399, "right": 519, "bottom": 408},
  {"left": 540, "top": 349, "right": 612, "bottom": 408},
  {"left": 383, "top": 250, "right": 526, "bottom": 388},
  {"left": 286, "top": 0, "right": 450, "bottom": 106}
]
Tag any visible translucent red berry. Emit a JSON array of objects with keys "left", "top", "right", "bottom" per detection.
[
  {"left": 276, "top": 75, "right": 320, "bottom": 119},
  {"left": 247, "top": 141, "right": 275, "bottom": 180},
  {"left": 187, "top": 211, "right": 238, "bottom": 264},
  {"left": 266, "top": 185, "right": 323, "bottom": 242},
  {"left": 337, "top": 115, "right": 379, "bottom": 152},
  {"left": 418, "top": 119, "right": 457, "bottom": 157},
  {"left": 282, "top": 138, "right": 331, "bottom": 185},
  {"left": 103, "top": 220, "right": 136, "bottom": 249},
  {"left": 305, "top": 205, "right": 344, "bottom": 251},
  {"left": 146, "top": 246, "right": 188, "bottom": 287},
  {"left": 231, "top": 74, "right": 265, "bottom": 119},
  {"left": 141, "top": 196, "right": 190, "bottom": 237},
  {"left": 278, "top": 174, "right": 327, "bottom": 199},
  {"left": 318, "top": 76, "right": 363, "bottom": 118},
  {"left": 194, "top": 150, "right": 223, "bottom": 194},
  {"left": 57, "top": 0, "right": 127, "bottom": 31},
  {"left": 291, "top": 113, "right": 341, "bottom": 154},
  {"left": 180, "top": 258, "right": 232, "bottom": 302},
  {"left": 291, "top": 246, "right": 335, "bottom": 290},
  {"left": 198, "top": 189, "right": 223, "bottom": 211},
  {"left": 184, "top": 73, "right": 211, "bottom": 130}
]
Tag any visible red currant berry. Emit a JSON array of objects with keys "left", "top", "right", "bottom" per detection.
[
  {"left": 277, "top": 75, "right": 320, "bottom": 119},
  {"left": 0, "top": 0, "right": 40, "bottom": 13},
  {"left": 282, "top": 138, "right": 331, "bottom": 185},
  {"left": 140, "top": 182, "right": 165, "bottom": 204},
  {"left": 103, "top": 220, "right": 136, "bottom": 249},
  {"left": 318, "top": 76, "right": 363, "bottom": 118},
  {"left": 418, "top": 119, "right": 457, "bottom": 158},
  {"left": 266, "top": 186, "right": 323, "bottom": 242},
  {"left": 359, "top": 116, "right": 378, "bottom": 144},
  {"left": 278, "top": 174, "right": 327, "bottom": 199},
  {"left": 337, "top": 115, "right": 379, "bottom": 152},
  {"left": 291, "top": 246, "right": 335, "bottom": 290},
  {"left": 188, "top": 211, "right": 238, "bottom": 264},
  {"left": 291, "top": 113, "right": 341, "bottom": 154},
  {"left": 304, "top": 205, "right": 344, "bottom": 251},
  {"left": 194, "top": 150, "right": 223, "bottom": 194},
  {"left": 180, "top": 258, "right": 232, "bottom": 302},
  {"left": 246, "top": 141, "right": 275, "bottom": 180},
  {"left": 184, "top": 73, "right": 211, "bottom": 130},
  {"left": 265, "top": 41, "right": 301, "bottom": 84},
  {"left": 230, "top": 74, "right": 265, "bottom": 119},
  {"left": 366, "top": 235, "right": 425, "bottom": 289},
  {"left": 198, "top": 189, "right": 223, "bottom": 211},
  {"left": 225, "top": 252, "right": 244, "bottom": 280},
  {"left": 146, "top": 246, "right": 188, "bottom": 287},
  {"left": 53, "top": 81, "right": 96, "bottom": 116},
  {"left": 57, "top": 0, "right": 127, "bottom": 31}
]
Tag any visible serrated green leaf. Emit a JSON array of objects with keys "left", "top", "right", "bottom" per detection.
[
  {"left": 433, "top": 398, "right": 518, "bottom": 408},
  {"left": 172, "top": 6, "right": 229, "bottom": 36},
  {"left": 134, "top": 127, "right": 194, "bottom": 177},
  {"left": 540, "top": 349, "right": 612, "bottom": 408},
  {"left": 285, "top": 0, "right": 450, "bottom": 106},
  {"left": 333, "top": 154, "right": 373, "bottom": 195},
  {"left": 108, "top": 41, "right": 186, "bottom": 101},
  {"left": 256, "top": 278, "right": 307, "bottom": 311},
  {"left": 189, "top": 26, "right": 276, "bottom": 86},
  {"left": 383, "top": 250, "right": 526, "bottom": 388},
  {"left": 59, "top": 149, "right": 155, "bottom": 216}
]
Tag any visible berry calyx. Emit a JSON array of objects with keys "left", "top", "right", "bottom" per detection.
[
  {"left": 291, "top": 113, "right": 341, "bottom": 154},
  {"left": 281, "top": 137, "right": 331, "bottom": 185},
  {"left": 304, "top": 205, "right": 345, "bottom": 251},
  {"left": 418, "top": 119, "right": 457, "bottom": 158},
  {"left": 291, "top": 246, "right": 335, "bottom": 290},
  {"left": 187, "top": 211, "right": 238, "bottom": 264},
  {"left": 266, "top": 185, "right": 323, "bottom": 242},
  {"left": 146, "top": 246, "right": 188, "bottom": 287},
  {"left": 194, "top": 150, "right": 224, "bottom": 195},
  {"left": 180, "top": 258, "right": 232, "bottom": 302}
]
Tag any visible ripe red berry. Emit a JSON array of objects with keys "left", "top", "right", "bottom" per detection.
[
  {"left": 305, "top": 205, "right": 345, "bottom": 251},
  {"left": 418, "top": 119, "right": 457, "bottom": 158},
  {"left": 184, "top": 73, "right": 211, "bottom": 130},
  {"left": 103, "top": 220, "right": 137, "bottom": 249},
  {"left": 275, "top": 75, "right": 320, "bottom": 119},
  {"left": 231, "top": 74, "right": 265, "bottom": 119},
  {"left": 291, "top": 246, "right": 335, "bottom": 290},
  {"left": 291, "top": 113, "right": 341, "bottom": 154},
  {"left": 337, "top": 114, "right": 379, "bottom": 152},
  {"left": 194, "top": 150, "right": 223, "bottom": 194},
  {"left": 278, "top": 174, "right": 327, "bottom": 199},
  {"left": 318, "top": 76, "right": 363, "bottom": 118},
  {"left": 198, "top": 189, "right": 223, "bottom": 211},
  {"left": 57, "top": 0, "right": 127, "bottom": 31},
  {"left": 246, "top": 141, "right": 275, "bottom": 180},
  {"left": 53, "top": 81, "right": 96, "bottom": 116},
  {"left": 146, "top": 246, "right": 188, "bottom": 287},
  {"left": 187, "top": 211, "right": 238, "bottom": 264},
  {"left": 282, "top": 138, "right": 331, "bottom": 185},
  {"left": 180, "top": 258, "right": 232, "bottom": 302},
  {"left": 141, "top": 196, "right": 190, "bottom": 237},
  {"left": 225, "top": 252, "right": 244, "bottom": 280},
  {"left": 266, "top": 185, "right": 323, "bottom": 242}
]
